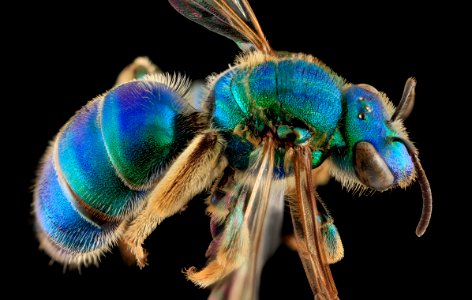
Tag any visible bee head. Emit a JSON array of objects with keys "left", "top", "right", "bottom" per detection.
[
  {"left": 330, "top": 78, "right": 431, "bottom": 236},
  {"left": 331, "top": 82, "right": 416, "bottom": 191}
]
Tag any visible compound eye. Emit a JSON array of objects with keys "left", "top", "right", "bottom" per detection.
[{"left": 355, "top": 142, "right": 394, "bottom": 191}]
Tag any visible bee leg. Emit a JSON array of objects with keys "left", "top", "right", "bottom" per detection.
[
  {"left": 186, "top": 196, "right": 250, "bottom": 287},
  {"left": 285, "top": 160, "right": 343, "bottom": 265},
  {"left": 205, "top": 167, "right": 235, "bottom": 222},
  {"left": 311, "top": 160, "right": 331, "bottom": 186},
  {"left": 115, "top": 56, "right": 159, "bottom": 85},
  {"left": 117, "top": 234, "right": 139, "bottom": 266},
  {"left": 283, "top": 234, "right": 299, "bottom": 251},
  {"left": 285, "top": 160, "right": 332, "bottom": 197},
  {"left": 282, "top": 221, "right": 344, "bottom": 265},
  {"left": 123, "top": 130, "right": 227, "bottom": 268}
]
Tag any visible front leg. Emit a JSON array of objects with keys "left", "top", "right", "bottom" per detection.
[{"left": 122, "top": 130, "right": 227, "bottom": 268}]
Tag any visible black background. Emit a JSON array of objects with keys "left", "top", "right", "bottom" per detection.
[{"left": 8, "top": 1, "right": 456, "bottom": 299}]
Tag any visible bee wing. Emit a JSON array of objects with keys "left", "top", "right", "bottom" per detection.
[
  {"left": 288, "top": 147, "right": 339, "bottom": 299},
  {"left": 208, "top": 136, "right": 284, "bottom": 300},
  {"left": 169, "top": 0, "right": 272, "bottom": 53}
]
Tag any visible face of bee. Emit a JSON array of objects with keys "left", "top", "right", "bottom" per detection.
[{"left": 331, "top": 84, "right": 415, "bottom": 192}]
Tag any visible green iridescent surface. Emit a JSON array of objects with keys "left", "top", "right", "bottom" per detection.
[
  {"left": 101, "top": 81, "right": 187, "bottom": 187},
  {"left": 57, "top": 100, "right": 140, "bottom": 216},
  {"left": 221, "top": 185, "right": 245, "bottom": 248},
  {"left": 213, "top": 58, "right": 343, "bottom": 173},
  {"left": 248, "top": 62, "right": 278, "bottom": 108},
  {"left": 311, "top": 150, "right": 325, "bottom": 168}
]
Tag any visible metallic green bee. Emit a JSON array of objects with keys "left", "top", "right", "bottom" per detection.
[{"left": 33, "top": 1, "right": 432, "bottom": 299}]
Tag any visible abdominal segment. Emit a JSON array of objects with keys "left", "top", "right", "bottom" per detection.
[
  {"left": 34, "top": 149, "right": 125, "bottom": 266},
  {"left": 34, "top": 78, "right": 204, "bottom": 266}
]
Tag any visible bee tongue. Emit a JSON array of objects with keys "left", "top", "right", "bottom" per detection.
[{"left": 354, "top": 142, "right": 394, "bottom": 191}]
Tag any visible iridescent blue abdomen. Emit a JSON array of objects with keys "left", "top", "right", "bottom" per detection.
[
  {"left": 35, "top": 151, "right": 121, "bottom": 256},
  {"left": 211, "top": 55, "right": 344, "bottom": 170},
  {"left": 34, "top": 78, "right": 201, "bottom": 263}
]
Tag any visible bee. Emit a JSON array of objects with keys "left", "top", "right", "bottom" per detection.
[{"left": 33, "top": 1, "right": 432, "bottom": 299}]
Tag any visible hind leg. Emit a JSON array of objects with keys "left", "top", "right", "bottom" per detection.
[{"left": 122, "top": 130, "right": 227, "bottom": 268}]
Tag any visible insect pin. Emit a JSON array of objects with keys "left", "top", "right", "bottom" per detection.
[{"left": 33, "top": 1, "right": 432, "bottom": 299}]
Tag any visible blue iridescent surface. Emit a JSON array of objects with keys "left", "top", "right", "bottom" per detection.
[
  {"left": 323, "top": 222, "right": 341, "bottom": 257},
  {"left": 35, "top": 78, "right": 198, "bottom": 261},
  {"left": 334, "top": 86, "right": 414, "bottom": 182},
  {"left": 36, "top": 152, "right": 117, "bottom": 252},
  {"left": 247, "top": 62, "right": 277, "bottom": 108},
  {"left": 214, "top": 59, "right": 342, "bottom": 133},
  {"left": 212, "top": 58, "right": 343, "bottom": 171},
  {"left": 276, "top": 60, "right": 342, "bottom": 137},
  {"left": 58, "top": 100, "right": 141, "bottom": 217},
  {"left": 101, "top": 81, "right": 186, "bottom": 187},
  {"left": 223, "top": 133, "right": 254, "bottom": 170},
  {"left": 213, "top": 72, "right": 246, "bottom": 131}
]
